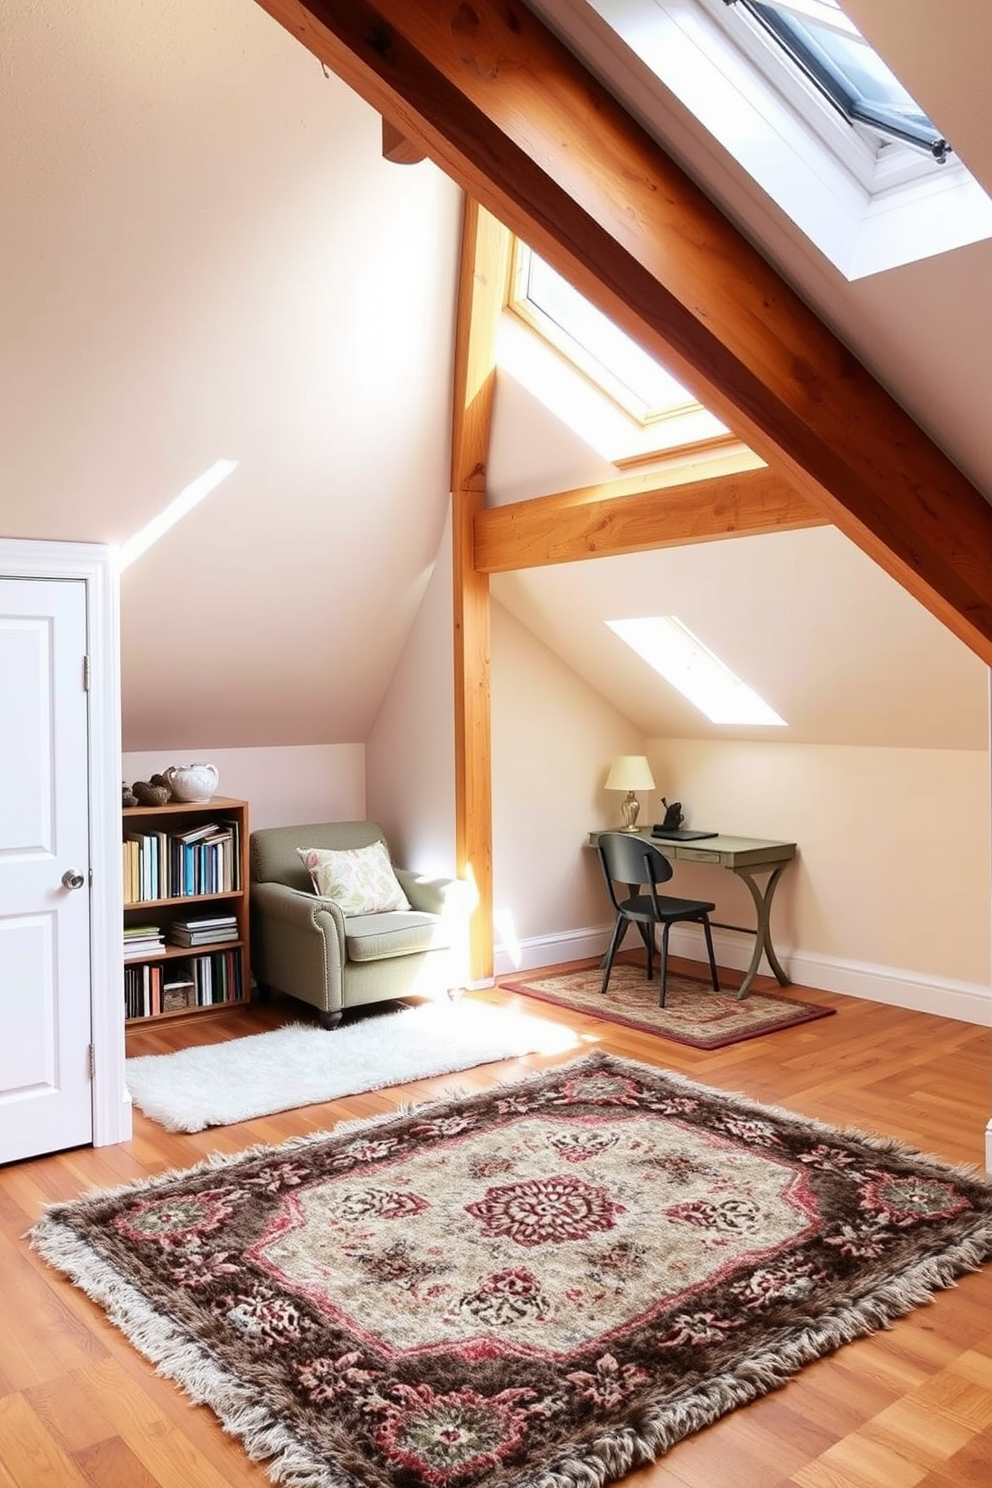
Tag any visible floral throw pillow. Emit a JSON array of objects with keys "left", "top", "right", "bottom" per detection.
[{"left": 296, "top": 841, "right": 411, "bottom": 915}]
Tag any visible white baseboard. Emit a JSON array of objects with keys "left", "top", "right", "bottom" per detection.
[
  {"left": 495, "top": 922, "right": 992, "bottom": 1027},
  {"left": 494, "top": 925, "right": 614, "bottom": 979}
]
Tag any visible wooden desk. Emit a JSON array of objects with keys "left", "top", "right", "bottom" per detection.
[{"left": 587, "top": 830, "right": 797, "bottom": 999}]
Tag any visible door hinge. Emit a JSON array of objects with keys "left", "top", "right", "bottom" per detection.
[
  {"left": 87, "top": 1044, "right": 96, "bottom": 1080},
  {"left": 83, "top": 655, "right": 91, "bottom": 692}
]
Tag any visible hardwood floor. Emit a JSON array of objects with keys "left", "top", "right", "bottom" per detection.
[{"left": 2, "top": 958, "right": 991, "bottom": 1487}]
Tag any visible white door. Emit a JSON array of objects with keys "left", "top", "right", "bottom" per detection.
[{"left": 0, "top": 578, "right": 93, "bottom": 1163}]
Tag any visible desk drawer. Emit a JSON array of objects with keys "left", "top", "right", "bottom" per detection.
[{"left": 680, "top": 847, "right": 721, "bottom": 863}]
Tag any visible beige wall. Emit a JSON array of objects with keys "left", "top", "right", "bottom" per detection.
[
  {"left": 366, "top": 509, "right": 457, "bottom": 879},
  {"left": 649, "top": 738, "right": 991, "bottom": 989},
  {"left": 492, "top": 600, "right": 644, "bottom": 966},
  {"left": 487, "top": 599, "right": 991, "bottom": 1018},
  {"left": 121, "top": 745, "right": 365, "bottom": 833}
]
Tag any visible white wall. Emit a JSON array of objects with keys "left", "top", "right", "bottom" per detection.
[
  {"left": 492, "top": 599, "right": 644, "bottom": 970},
  {"left": 365, "top": 508, "right": 457, "bottom": 879},
  {"left": 121, "top": 745, "right": 365, "bottom": 832}
]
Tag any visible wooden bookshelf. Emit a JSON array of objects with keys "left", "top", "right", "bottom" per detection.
[{"left": 121, "top": 797, "right": 250, "bottom": 1023}]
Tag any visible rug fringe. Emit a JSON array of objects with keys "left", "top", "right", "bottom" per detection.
[{"left": 28, "top": 1217, "right": 360, "bottom": 1488}]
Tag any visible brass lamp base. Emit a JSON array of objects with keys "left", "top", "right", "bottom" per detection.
[{"left": 619, "top": 791, "right": 642, "bottom": 832}]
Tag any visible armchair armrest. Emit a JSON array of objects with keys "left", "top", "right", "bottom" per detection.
[
  {"left": 250, "top": 881, "right": 348, "bottom": 1012},
  {"left": 395, "top": 870, "right": 471, "bottom": 920}
]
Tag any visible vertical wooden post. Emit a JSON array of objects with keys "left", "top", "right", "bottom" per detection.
[{"left": 450, "top": 198, "right": 511, "bottom": 983}]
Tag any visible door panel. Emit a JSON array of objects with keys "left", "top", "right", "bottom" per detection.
[{"left": 0, "top": 579, "right": 92, "bottom": 1163}]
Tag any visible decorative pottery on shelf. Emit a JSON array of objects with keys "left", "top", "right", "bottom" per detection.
[{"left": 164, "top": 763, "right": 219, "bottom": 803}]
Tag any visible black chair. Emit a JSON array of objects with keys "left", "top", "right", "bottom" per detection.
[{"left": 596, "top": 832, "right": 720, "bottom": 1006}]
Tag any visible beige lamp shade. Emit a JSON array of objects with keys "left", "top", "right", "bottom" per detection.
[
  {"left": 604, "top": 756, "right": 656, "bottom": 793},
  {"left": 604, "top": 755, "right": 655, "bottom": 831}
]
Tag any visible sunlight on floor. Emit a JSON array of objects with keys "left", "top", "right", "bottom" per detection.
[{"left": 415, "top": 989, "right": 596, "bottom": 1057}]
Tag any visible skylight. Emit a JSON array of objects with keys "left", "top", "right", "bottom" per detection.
[
  {"left": 498, "top": 242, "right": 729, "bottom": 462},
  {"left": 733, "top": 0, "right": 949, "bottom": 160},
  {"left": 511, "top": 245, "right": 699, "bottom": 423},
  {"left": 560, "top": 0, "right": 992, "bottom": 279},
  {"left": 607, "top": 616, "right": 786, "bottom": 725}
]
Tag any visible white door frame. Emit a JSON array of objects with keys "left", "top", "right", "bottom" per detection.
[{"left": 0, "top": 538, "right": 130, "bottom": 1147}]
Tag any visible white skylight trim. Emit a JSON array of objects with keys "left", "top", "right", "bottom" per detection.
[
  {"left": 542, "top": 0, "right": 992, "bottom": 280},
  {"left": 497, "top": 305, "right": 727, "bottom": 462},
  {"left": 607, "top": 615, "right": 787, "bottom": 725},
  {"left": 511, "top": 246, "right": 699, "bottom": 421}
]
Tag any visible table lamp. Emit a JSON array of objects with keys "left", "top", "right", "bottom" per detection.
[{"left": 604, "top": 755, "right": 656, "bottom": 832}]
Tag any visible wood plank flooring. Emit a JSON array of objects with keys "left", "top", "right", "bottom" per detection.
[{"left": 2, "top": 957, "right": 991, "bottom": 1487}]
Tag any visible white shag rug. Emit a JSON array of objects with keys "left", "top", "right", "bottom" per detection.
[{"left": 126, "top": 999, "right": 575, "bottom": 1132}]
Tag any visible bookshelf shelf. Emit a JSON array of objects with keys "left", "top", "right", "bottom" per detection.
[{"left": 122, "top": 796, "right": 250, "bottom": 1023}]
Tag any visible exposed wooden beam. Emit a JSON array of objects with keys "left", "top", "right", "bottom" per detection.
[
  {"left": 475, "top": 465, "right": 825, "bottom": 574},
  {"left": 253, "top": 0, "right": 992, "bottom": 663},
  {"left": 449, "top": 200, "right": 510, "bottom": 984},
  {"left": 381, "top": 117, "right": 425, "bottom": 164},
  {"left": 450, "top": 201, "right": 511, "bottom": 494}
]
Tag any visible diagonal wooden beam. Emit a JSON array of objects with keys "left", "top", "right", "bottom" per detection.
[
  {"left": 449, "top": 200, "right": 511, "bottom": 984},
  {"left": 253, "top": 0, "right": 992, "bottom": 662},
  {"left": 475, "top": 466, "right": 825, "bottom": 574}
]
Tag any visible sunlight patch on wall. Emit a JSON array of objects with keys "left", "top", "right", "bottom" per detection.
[
  {"left": 607, "top": 615, "right": 787, "bottom": 726},
  {"left": 116, "top": 459, "right": 238, "bottom": 570}
]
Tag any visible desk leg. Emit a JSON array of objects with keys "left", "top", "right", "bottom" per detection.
[{"left": 734, "top": 864, "right": 790, "bottom": 999}]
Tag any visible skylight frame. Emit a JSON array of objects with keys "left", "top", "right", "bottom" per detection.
[
  {"left": 732, "top": 0, "right": 951, "bottom": 164},
  {"left": 507, "top": 240, "right": 704, "bottom": 428}
]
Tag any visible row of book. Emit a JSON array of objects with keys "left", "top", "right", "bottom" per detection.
[
  {"left": 122, "top": 818, "right": 241, "bottom": 904},
  {"left": 124, "top": 951, "right": 245, "bottom": 1019}
]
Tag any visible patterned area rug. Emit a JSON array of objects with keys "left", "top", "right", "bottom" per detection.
[
  {"left": 31, "top": 1053, "right": 992, "bottom": 1488},
  {"left": 501, "top": 964, "right": 835, "bottom": 1048}
]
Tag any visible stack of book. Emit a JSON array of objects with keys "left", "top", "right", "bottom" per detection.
[
  {"left": 168, "top": 914, "right": 239, "bottom": 948},
  {"left": 123, "top": 924, "right": 166, "bottom": 960}
]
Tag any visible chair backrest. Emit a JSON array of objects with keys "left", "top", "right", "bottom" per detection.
[
  {"left": 250, "top": 820, "right": 389, "bottom": 890},
  {"left": 597, "top": 832, "right": 674, "bottom": 912}
]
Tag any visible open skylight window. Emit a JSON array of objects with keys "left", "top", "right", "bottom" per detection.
[
  {"left": 607, "top": 615, "right": 786, "bottom": 725},
  {"left": 498, "top": 241, "right": 730, "bottom": 462},
  {"left": 550, "top": 0, "right": 992, "bottom": 279},
  {"left": 732, "top": 1, "right": 949, "bottom": 161}
]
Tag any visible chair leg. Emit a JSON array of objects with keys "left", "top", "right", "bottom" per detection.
[
  {"left": 638, "top": 923, "right": 654, "bottom": 980},
  {"left": 601, "top": 916, "right": 626, "bottom": 996},
  {"left": 703, "top": 916, "right": 720, "bottom": 992},
  {"left": 659, "top": 923, "right": 672, "bottom": 1008}
]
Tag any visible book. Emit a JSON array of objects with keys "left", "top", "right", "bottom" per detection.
[
  {"left": 169, "top": 929, "right": 239, "bottom": 946},
  {"left": 170, "top": 914, "right": 237, "bottom": 930},
  {"left": 172, "top": 820, "right": 226, "bottom": 845}
]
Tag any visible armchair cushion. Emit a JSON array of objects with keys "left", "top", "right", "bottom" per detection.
[
  {"left": 297, "top": 841, "right": 410, "bottom": 915},
  {"left": 344, "top": 910, "right": 451, "bottom": 963}
]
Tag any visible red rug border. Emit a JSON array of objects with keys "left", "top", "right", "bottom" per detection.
[{"left": 500, "top": 973, "right": 836, "bottom": 1049}]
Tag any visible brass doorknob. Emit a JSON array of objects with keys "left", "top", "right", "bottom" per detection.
[{"left": 61, "top": 869, "right": 85, "bottom": 890}]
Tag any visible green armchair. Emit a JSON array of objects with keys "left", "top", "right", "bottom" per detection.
[{"left": 249, "top": 821, "right": 465, "bottom": 1028}]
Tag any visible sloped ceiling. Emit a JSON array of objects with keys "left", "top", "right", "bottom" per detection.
[
  {"left": 1, "top": 0, "right": 989, "bottom": 752},
  {"left": 0, "top": 0, "right": 461, "bottom": 747}
]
